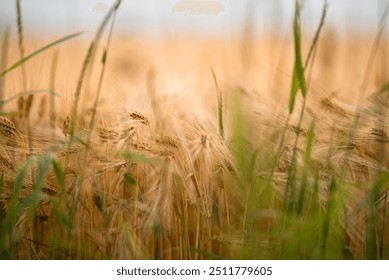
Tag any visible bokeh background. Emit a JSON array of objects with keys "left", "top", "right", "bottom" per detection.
[{"left": 1, "top": 0, "right": 389, "bottom": 260}]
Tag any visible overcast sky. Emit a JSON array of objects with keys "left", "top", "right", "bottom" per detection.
[{"left": 0, "top": 0, "right": 387, "bottom": 36}]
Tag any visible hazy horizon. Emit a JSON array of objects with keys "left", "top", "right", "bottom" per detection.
[{"left": 0, "top": 0, "right": 387, "bottom": 37}]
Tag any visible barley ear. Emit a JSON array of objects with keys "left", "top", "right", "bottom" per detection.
[{"left": 0, "top": 116, "right": 26, "bottom": 160}]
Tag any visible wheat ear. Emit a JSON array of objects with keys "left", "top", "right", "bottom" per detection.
[{"left": 0, "top": 116, "right": 27, "bottom": 160}]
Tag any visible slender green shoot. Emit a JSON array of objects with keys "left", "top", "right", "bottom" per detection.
[
  {"left": 297, "top": 122, "right": 315, "bottom": 215},
  {"left": 211, "top": 68, "right": 224, "bottom": 139},
  {"left": 85, "top": 3, "right": 120, "bottom": 153},
  {"left": 0, "top": 32, "right": 85, "bottom": 78}
]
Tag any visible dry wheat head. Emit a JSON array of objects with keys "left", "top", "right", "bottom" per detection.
[{"left": 0, "top": 116, "right": 27, "bottom": 160}]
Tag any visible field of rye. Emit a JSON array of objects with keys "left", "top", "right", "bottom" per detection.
[{"left": 0, "top": 0, "right": 389, "bottom": 259}]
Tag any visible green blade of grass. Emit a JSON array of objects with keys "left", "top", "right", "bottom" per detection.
[
  {"left": 84, "top": 5, "right": 120, "bottom": 160},
  {"left": 32, "top": 154, "right": 52, "bottom": 190},
  {"left": 0, "top": 157, "right": 33, "bottom": 249},
  {"left": 304, "top": 0, "right": 328, "bottom": 69},
  {"left": 52, "top": 158, "right": 65, "bottom": 194},
  {"left": 123, "top": 172, "right": 137, "bottom": 187},
  {"left": 0, "top": 89, "right": 59, "bottom": 106},
  {"left": 311, "top": 171, "right": 320, "bottom": 215},
  {"left": 297, "top": 122, "right": 315, "bottom": 215},
  {"left": 371, "top": 82, "right": 389, "bottom": 97},
  {"left": 211, "top": 68, "right": 224, "bottom": 139},
  {"left": 365, "top": 172, "right": 388, "bottom": 259},
  {"left": 0, "top": 31, "right": 85, "bottom": 78},
  {"left": 293, "top": 0, "right": 305, "bottom": 97},
  {"left": 68, "top": 0, "right": 122, "bottom": 141},
  {"left": 50, "top": 199, "right": 71, "bottom": 230},
  {"left": 289, "top": 0, "right": 306, "bottom": 114},
  {"left": 230, "top": 88, "right": 247, "bottom": 183},
  {"left": 289, "top": 65, "right": 300, "bottom": 113},
  {"left": 321, "top": 177, "right": 337, "bottom": 258}
]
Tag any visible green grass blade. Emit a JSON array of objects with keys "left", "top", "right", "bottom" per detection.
[
  {"left": 365, "top": 172, "right": 388, "bottom": 259},
  {"left": 68, "top": 0, "right": 122, "bottom": 141},
  {"left": 297, "top": 122, "right": 315, "bottom": 215},
  {"left": 311, "top": 171, "right": 320, "bottom": 215},
  {"left": 371, "top": 82, "right": 389, "bottom": 96},
  {"left": 0, "top": 158, "right": 33, "bottom": 250},
  {"left": 0, "top": 31, "right": 85, "bottom": 78},
  {"left": 321, "top": 177, "right": 337, "bottom": 258},
  {"left": 289, "top": 65, "right": 300, "bottom": 113},
  {"left": 0, "top": 89, "right": 59, "bottom": 106},
  {"left": 52, "top": 158, "right": 65, "bottom": 194},
  {"left": 230, "top": 89, "right": 247, "bottom": 183},
  {"left": 50, "top": 199, "right": 71, "bottom": 230},
  {"left": 293, "top": 1, "right": 306, "bottom": 97},
  {"left": 304, "top": 0, "right": 328, "bottom": 69},
  {"left": 32, "top": 154, "right": 52, "bottom": 190},
  {"left": 123, "top": 172, "right": 137, "bottom": 188},
  {"left": 211, "top": 68, "right": 224, "bottom": 138},
  {"left": 289, "top": 0, "right": 306, "bottom": 114}
]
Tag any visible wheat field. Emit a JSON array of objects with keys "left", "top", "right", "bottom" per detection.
[{"left": 0, "top": 1, "right": 389, "bottom": 260}]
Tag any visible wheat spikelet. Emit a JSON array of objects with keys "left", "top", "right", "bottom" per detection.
[
  {"left": 0, "top": 153, "right": 14, "bottom": 170},
  {"left": 16, "top": 0, "right": 28, "bottom": 121},
  {"left": 17, "top": 95, "right": 24, "bottom": 119},
  {"left": 130, "top": 111, "right": 149, "bottom": 126},
  {"left": 38, "top": 96, "right": 47, "bottom": 122},
  {"left": 369, "top": 128, "right": 387, "bottom": 138},
  {"left": 155, "top": 136, "right": 178, "bottom": 149},
  {"left": 0, "top": 116, "right": 26, "bottom": 160},
  {"left": 320, "top": 97, "right": 347, "bottom": 117},
  {"left": 62, "top": 116, "right": 70, "bottom": 136},
  {"left": 25, "top": 94, "right": 34, "bottom": 118},
  {"left": 98, "top": 126, "right": 119, "bottom": 143}
]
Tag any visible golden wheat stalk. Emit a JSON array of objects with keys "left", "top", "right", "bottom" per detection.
[{"left": 0, "top": 116, "right": 27, "bottom": 160}]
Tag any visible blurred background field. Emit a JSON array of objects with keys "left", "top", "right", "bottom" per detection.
[
  {"left": 1, "top": 0, "right": 389, "bottom": 260},
  {"left": 0, "top": 0, "right": 385, "bottom": 35}
]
